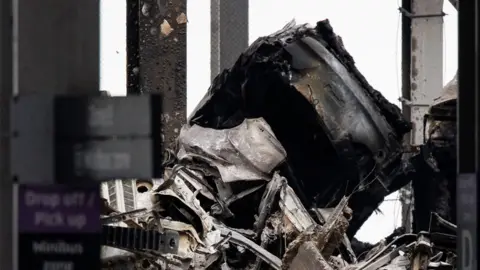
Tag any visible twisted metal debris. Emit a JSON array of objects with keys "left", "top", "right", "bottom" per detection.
[{"left": 100, "top": 20, "right": 458, "bottom": 270}]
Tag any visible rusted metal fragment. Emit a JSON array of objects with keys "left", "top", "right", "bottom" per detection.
[
  {"left": 286, "top": 241, "right": 333, "bottom": 270},
  {"left": 251, "top": 212, "right": 284, "bottom": 270},
  {"left": 411, "top": 233, "right": 431, "bottom": 270},
  {"left": 218, "top": 226, "right": 282, "bottom": 270},
  {"left": 159, "top": 219, "right": 202, "bottom": 258},
  {"left": 281, "top": 228, "right": 317, "bottom": 269},
  {"left": 282, "top": 197, "right": 350, "bottom": 268},
  {"left": 313, "top": 197, "right": 351, "bottom": 258},
  {"left": 254, "top": 172, "right": 285, "bottom": 236},
  {"left": 312, "top": 207, "right": 357, "bottom": 263},
  {"left": 279, "top": 182, "right": 316, "bottom": 234}
]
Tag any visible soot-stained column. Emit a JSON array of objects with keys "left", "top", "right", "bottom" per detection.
[
  {"left": 132, "top": 0, "right": 187, "bottom": 149},
  {"left": 210, "top": 0, "right": 249, "bottom": 81}
]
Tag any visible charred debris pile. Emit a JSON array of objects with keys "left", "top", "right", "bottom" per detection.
[{"left": 101, "top": 20, "right": 458, "bottom": 270}]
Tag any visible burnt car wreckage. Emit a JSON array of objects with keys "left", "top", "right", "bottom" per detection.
[{"left": 100, "top": 20, "right": 458, "bottom": 269}]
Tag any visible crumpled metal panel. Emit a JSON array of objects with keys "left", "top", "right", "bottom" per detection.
[
  {"left": 177, "top": 117, "right": 287, "bottom": 182},
  {"left": 288, "top": 35, "right": 400, "bottom": 163},
  {"left": 154, "top": 186, "right": 214, "bottom": 237},
  {"left": 102, "top": 18, "right": 459, "bottom": 270},
  {"left": 188, "top": 19, "right": 411, "bottom": 237}
]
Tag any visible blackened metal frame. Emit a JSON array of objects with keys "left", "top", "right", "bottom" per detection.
[{"left": 457, "top": 1, "right": 478, "bottom": 269}]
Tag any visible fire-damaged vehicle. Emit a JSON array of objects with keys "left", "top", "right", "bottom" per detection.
[{"left": 99, "top": 20, "right": 458, "bottom": 270}]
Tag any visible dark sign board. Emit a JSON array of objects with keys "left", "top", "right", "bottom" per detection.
[
  {"left": 17, "top": 184, "right": 101, "bottom": 270},
  {"left": 11, "top": 94, "right": 162, "bottom": 137},
  {"left": 457, "top": 173, "right": 477, "bottom": 270},
  {"left": 55, "top": 95, "right": 162, "bottom": 137},
  {"left": 56, "top": 138, "right": 163, "bottom": 182},
  {"left": 11, "top": 94, "right": 163, "bottom": 183}
]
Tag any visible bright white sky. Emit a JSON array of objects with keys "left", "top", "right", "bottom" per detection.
[{"left": 100, "top": 0, "right": 458, "bottom": 243}]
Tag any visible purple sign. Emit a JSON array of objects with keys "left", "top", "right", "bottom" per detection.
[{"left": 17, "top": 184, "right": 101, "bottom": 233}]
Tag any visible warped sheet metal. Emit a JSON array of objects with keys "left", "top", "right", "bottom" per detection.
[
  {"left": 177, "top": 117, "right": 287, "bottom": 182},
  {"left": 188, "top": 19, "right": 411, "bottom": 237},
  {"left": 100, "top": 19, "right": 458, "bottom": 270}
]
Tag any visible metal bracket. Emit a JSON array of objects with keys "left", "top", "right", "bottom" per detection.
[
  {"left": 398, "top": 97, "right": 431, "bottom": 107},
  {"left": 102, "top": 225, "right": 180, "bottom": 255},
  {"left": 399, "top": 7, "right": 445, "bottom": 19}
]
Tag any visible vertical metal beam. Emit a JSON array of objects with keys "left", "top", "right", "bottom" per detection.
[
  {"left": 409, "top": 0, "right": 444, "bottom": 148},
  {"left": 210, "top": 0, "right": 249, "bottom": 81},
  {"left": 136, "top": 0, "right": 187, "bottom": 148},
  {"left": 11, "top": 0, "right": 99, "bottom": 268},
  {"left": 457, "top": 0, "right": 478, "bottom": 268},
  {"left": 127, "top": 0, "right": 140, "bottom": 95},
  {"left": 401, "top": 0, "right": 445, "bottom": 232},
  {"left": 399, "top": 0, "right": 413, "bottom": 234},
  {"left": 457, "top": 0, "right": 476, "bottom": 178},
  {"left": 0, "top": 0, "right": 12, "bottom": 268}
]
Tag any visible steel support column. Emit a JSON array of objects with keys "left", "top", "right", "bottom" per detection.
[
  {"left": 11, "top": 0, "right": 100, "bottom": 268},
  {"left": 399, "top": 0, "right": 412, "bottom": 233},
  {"left": 457, "top": 0, "right": 478, "bottom": 269},
  {"left": 401, "top": 0, "right": 445, "bottom": 233},
  {"left": 127, "top": 0, "right": 140, "bottom": 95},
  {"left": 0, "top": 0, "right": 12, "bottom": 268},
  {"left": 210, "top": 0, "right": 249, "bottom": 81},
  {"left": 133, "top": 0, "right": 187, "bottom": 148}
]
